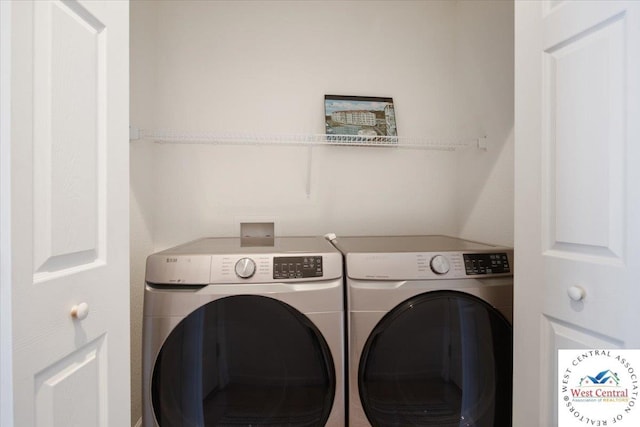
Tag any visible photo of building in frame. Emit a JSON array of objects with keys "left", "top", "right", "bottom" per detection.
[{"left": 324, "top": 95, "right": 397, "bottom": 137}]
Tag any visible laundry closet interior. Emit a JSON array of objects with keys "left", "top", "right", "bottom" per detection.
[{"left": 129, "top": 1, "right": 514, "bottom": 425}]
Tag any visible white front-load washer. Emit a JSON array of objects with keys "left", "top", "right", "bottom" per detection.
[
  {"left": 329, "top": 235, "right": 513, "bottom": 427},
  {"left": 142, "top": 237, "right": 344, "bottom": 427}
]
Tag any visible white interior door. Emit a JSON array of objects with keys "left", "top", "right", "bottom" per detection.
[
  {"left": 514, "top": 1, "right": 640, "bottom": 425},
  {"left": 8, "top": 1, "right": 130, "bottom": 425}
]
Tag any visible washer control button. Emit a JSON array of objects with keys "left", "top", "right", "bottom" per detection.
[
  {"left": 430, "top": 255, "right": 450, "bottom": 275},
  {"left": 235, "top": 257, "right": 256, "bottom": 279}
]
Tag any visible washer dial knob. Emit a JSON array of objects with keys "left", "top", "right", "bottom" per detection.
[
  {"left": 430, "top": 255, "right": 450, "bottom": 275},
  {"left": 235, "top": 257, "right": 256, "bottom": 279}
]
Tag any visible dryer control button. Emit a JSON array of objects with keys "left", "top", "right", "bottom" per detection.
[
  {"left": 235, "top": 257, "right": 256, "bottom": 279},
  {"left": 430, "top": 255, "right": 450, "bottom": 275}
]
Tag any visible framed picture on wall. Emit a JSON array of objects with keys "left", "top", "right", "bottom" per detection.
[{"left": 324, "top": 95, "right": 397, "bottom": 140}]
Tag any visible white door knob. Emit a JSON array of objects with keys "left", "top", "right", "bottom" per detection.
[
  {"left": 567, "top": 286, "right": 586, "bottom": 302},
  {"left": 71, "top": 302, "right": 89, "bottom": 320}
]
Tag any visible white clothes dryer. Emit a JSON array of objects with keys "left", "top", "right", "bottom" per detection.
[
  {"left": 142, "top": 237, "right": 345, "bottom": 427},
  {"left": 329, "top": 235, "right": 513, "bottom": 427}
]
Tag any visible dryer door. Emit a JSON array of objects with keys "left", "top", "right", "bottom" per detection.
[
  {"left": 151, "top": 295, "right": 335, "bottom": 426},
  {"left": 359, "top": 290, "right": 512, "bottom": 427}
]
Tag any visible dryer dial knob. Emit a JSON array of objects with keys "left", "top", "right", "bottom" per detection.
[
  {"left": 430, "top": 255, "right": 450, "bottom": 275},
  {"left": 235, "top": 257, "right": 256, "bottom": 279}
]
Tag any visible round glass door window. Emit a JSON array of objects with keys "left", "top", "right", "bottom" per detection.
[
  {"left": 152, "top": 295, "right": 335, "bottom": 426},
  {"left": 359, "top": 290, "right": 512, "bottom": 427}
]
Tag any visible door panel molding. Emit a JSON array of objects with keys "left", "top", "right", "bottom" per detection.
[
  {"left": 32, "top": 0, "right": 107, "bottom": 278},
  {"left": 540, "top": 315, "right": 624, "bottom": 425},
  {"left": 541, "top": 9, "right": 626, "bottom": 263},
  {"left": 34, "top": 335, "right": 107, "bottom": 427}
]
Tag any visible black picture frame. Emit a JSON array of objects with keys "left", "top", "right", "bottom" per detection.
[{"left": 324, "top": 95, "right": 397, "bottom": 139}]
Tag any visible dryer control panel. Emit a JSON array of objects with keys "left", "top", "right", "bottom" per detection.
[
  {"left": 144, "top": 237, "right": 343, "bottom": 285},
  {"left": 146, "top": 253, "right": 341, "bottom": 285},
  {"left": 273, "top": 256, "right": 323, "bottom": 279}
]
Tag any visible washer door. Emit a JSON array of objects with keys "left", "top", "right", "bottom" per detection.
[
  {"left": 152, "top": 295, "right": 336, "bottom": 426},
  {"left": 359, "top": 290, "right": 512, "bottom": 427}
]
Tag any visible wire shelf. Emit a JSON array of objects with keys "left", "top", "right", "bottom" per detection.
[{"left": 132, "top": 128, "right": 487, "bottom": 151}]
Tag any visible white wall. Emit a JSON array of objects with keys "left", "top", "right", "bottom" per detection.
[
  {"left": 454, "top": 0, "right": 514, "bottom": 247},
  {"left": 148, "top": 0, "right": 464, "bottom": 250},
  {"left": 129, "top": 1, "right": 514, "bottom": 424},
  {"left": 130, "top": 1, "right": 157, "bottom": 424}
]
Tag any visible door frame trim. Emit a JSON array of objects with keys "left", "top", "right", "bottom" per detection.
[{"left": 0, "top": 1, "right": 14, "bottom": 425}]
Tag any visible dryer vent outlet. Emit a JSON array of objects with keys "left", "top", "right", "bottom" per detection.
[{"left": 241, "top": 222, "right": 275, "bottom": 247}]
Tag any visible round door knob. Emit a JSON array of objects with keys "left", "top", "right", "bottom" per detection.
[
  {"left": 71, "top": 302, "right": 89, "bottom": 320},
  {"left": 430, "top": 255, "right": 450, "bottom": 275},
  {"left": 568, "top": 286, "right": 586, "bottom": 302},
  {"left": 235, "top": 257, "right": 256, "bottom": 279}
]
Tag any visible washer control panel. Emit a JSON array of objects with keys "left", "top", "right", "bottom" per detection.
[
  {"left": 463, "top": 253, "right": 510, "bottom": 275},
  {"left": 273, "top": 256, "right": 323, "bottom": 279},
  {"left": 347, "top": 250, "right": 513, "bottom": 280}
]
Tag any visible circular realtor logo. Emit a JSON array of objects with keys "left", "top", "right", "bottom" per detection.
[{"left": 559, "top": 350, "right": 640, "bottom": 426}]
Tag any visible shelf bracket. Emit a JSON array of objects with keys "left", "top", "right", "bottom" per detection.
[
  {"left": 478, "top": 136, "right": 488, "bottom": 150},
  {"left": 305, "top": 146, "right": 313, "bottom": 198}
]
